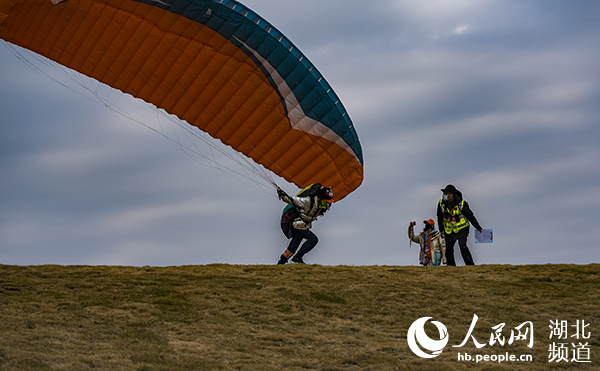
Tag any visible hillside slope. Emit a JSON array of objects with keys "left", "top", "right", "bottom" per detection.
[{"left": 1, "top": 264, "right": 598, "bottom": 370}]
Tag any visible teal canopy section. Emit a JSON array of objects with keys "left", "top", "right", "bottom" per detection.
[{"left": 134, "top": 0, "right": 363, "bottom": 165}]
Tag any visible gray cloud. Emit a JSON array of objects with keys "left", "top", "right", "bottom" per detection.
[{"left": 1, "top": 0, "right": 599, "bottom": 266}]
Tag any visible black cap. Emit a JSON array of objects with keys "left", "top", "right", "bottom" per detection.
[{"left": 441, "top": 184, "right": 457, "bottom": 194}]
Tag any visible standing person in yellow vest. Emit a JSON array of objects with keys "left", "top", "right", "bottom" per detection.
[{"left": 436, "top": 185, "right": 483, "bottom": 266}]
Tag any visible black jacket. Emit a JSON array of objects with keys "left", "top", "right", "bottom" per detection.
[{"left": 436, "top": 188, "right": 482, "bottom": 235}]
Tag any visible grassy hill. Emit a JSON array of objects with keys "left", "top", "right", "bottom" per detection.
[{"left": 0, "top": 264, "right": 598, "bottom": 370}]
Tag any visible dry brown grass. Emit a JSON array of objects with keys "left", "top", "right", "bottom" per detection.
[{"left": 0, "top": 264, "right": 598, "bottom": 370}]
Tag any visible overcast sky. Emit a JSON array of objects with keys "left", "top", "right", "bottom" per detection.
[{"left": 2, "top": 0, "right": 599, "bottom": 266}]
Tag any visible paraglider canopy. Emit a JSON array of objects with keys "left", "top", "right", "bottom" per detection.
[{"left": 0, "top": 0, "right": 363, "bottom": 200}]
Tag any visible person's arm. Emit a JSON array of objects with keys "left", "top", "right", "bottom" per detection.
[
  {"left": 462, "top": 201, "right": 483, "bottom": 232},
  {"left": 408, "top": 222, "right": 421, "bottom": 244},
  {"left": 278, "top": 189, "right": 311, "bottom": 211}
]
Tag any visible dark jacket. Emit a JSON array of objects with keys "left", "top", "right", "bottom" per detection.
[{"left": 436, "top": 188, "right": 482, "bottom": 235}]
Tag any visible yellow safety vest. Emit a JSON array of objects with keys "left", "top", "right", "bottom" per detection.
[{"left": 440, "top": 198, "right": 470, "bottom": 234}]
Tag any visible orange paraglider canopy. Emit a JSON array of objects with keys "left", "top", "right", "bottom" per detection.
[{"left": 0, "top": 0, "right": 363, "bottom": 200}]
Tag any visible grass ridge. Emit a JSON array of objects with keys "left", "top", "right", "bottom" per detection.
[{"left": 0, "top": 264, "right": 598, "bottom": 370}]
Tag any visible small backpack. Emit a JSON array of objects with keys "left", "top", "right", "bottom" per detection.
[
  {"left": 280, "top": 204, "right": 300, "bottom": 239},
  {"left": 279, "top": 183, "right": 322, "bottom": 238}
]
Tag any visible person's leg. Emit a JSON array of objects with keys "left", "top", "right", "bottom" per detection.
[
  {"left": 458, "top": 235, "right": 474, "bottom": 265},
  {"left": 278, "top": 229, "right": 304, "bottom": 264},
  {"left": 444, "top": 234, "right": 457, "bottom": 266},
  {"left": 292, "top": 229, "right": 318, "bottom": 263},
  {"left": 432, "top": 251, "right": 440, "bottom": 266}
]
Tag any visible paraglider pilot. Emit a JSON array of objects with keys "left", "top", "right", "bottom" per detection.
[
  {"left": 409, "top": 219, "right": 446, "bottom": 266},
  {"left": 277, "top": 184, "right": 333, "bottom": 264},
  {"left": 437, "top": 185, "right": 483, "bottom": 266}
]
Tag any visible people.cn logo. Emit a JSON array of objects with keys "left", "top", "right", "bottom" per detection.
[{"left": 407, "top": 317, "right": 449, "bottom": 358}]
